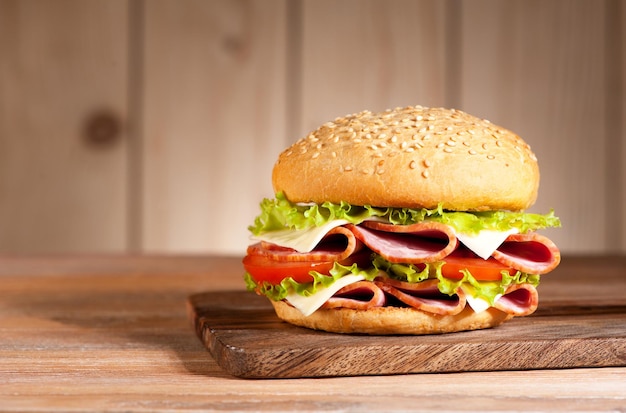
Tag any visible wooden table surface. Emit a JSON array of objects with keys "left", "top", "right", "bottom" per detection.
[{"left": 1, "top": 254, "right": 625, "bottom": 412}]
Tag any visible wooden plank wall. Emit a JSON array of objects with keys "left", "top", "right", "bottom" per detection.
[{"left": 0, "top": 0, "right": 624, "bottom": 256}]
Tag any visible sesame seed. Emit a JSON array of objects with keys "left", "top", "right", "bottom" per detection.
[
  {"left": 343, "top": 166, "right": 353, "bottom": 172},
  {"left": 390, "top": 135, "right": 398, "bottom": 143},
  {"left": 446, "top": 140, "right": 456, "bottom": 146},
  {"left": 331, "top": 151, "right": 337, "bottom": 158},
  {"left": 444, "top": 147, "right": 453, "bottom": 153},
  {"left": 462, "top": 141, "right": 471, "bottom": 147},
  {"left": 436, "top": 142, "right": 445, "bottom": 149},
  {"left": 422, "top": 134, "right": 431, "bottom": 140},
  {"left": 377, "top": 168, "right": 385, "bottom": 175},
  {"left": 409, "top": 160, "right": 417, "bottom": 169},
  {"left": 312, "top": 152, "right": 320, "bottom": 159},
  {"left": 422, "top": 170, "right": 430, "bottom": 178},
  {"left": 496, "top": 140, "right": 503, "bottom": 147},
  {"left": 482, "top": 143, "right": 488, "bottom": 150},
  {"left": 487, "top": 154, "right": 495, "bottom": 160},
  {"left": 468, "top": 149, "right": 477, "bottom": 155},
  {"left": 404, "top": 147, "right": 415, "bottom": 153},
  {"left": 378, "top": 133, "right": 387, "bottom": 140},
  {"left": 423, "top": 159, "right": 432, "bottom": 168},
  {"left": 361, "top": 168, "right": 371, "bottom": 174}
]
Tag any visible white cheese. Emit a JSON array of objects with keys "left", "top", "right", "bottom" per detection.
[
  {"left": 453, "top": 228, "right": 518, "bottom": 260},
  {"left": 284, "top": 274, "right": 365, "bottom": 316},
  {"left": 255, "top": 217, "right": 517, "bottom": 259},
  {"left": 460, "top": 285, "right": 502, "bottom": 313},
  {"left": 251, "top": 219, "right": 349, "bottom": 253}
]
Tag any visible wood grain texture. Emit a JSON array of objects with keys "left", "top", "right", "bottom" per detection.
[
  {"left": 140, "top": 0, "right": 288, "bottom": 254},
  {"left": 297, "top": 0, "right": 448, "bottom": 138},
  {"left": 0, "top": 255, "right": 625, "bottom": 411},
  {"left": 0, "top": 1, "right": 625, "bottom": 256},
  {"left": 189, "top": 292, "right": 626, "bottom": 378},
  {"left": 0, "top": 0, "right": 129, "bottom": 252},
  {"left": 457, "top": 0, "right": 609, "bottom": 253}
]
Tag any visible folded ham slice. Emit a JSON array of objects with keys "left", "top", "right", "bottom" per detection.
[
  {"left": 376, "top": 278, "right": 467, "bottom": 315},
  {"left": 251, "top": 226, "right": 362, "bottom": 262},
  {"left": 321, "top": 281, "right": 386, "bottom": 310},
  {"left": 347, "top": 222, "right": 458, "bottom": 264},
  {"left": 320, "top": 278, "right": 538, "bottom": 316},
  {"left": 251, "top": 219, "right": 560, "bottom": 277},
  {"left": 492, "top": 232, "right": 561, "bottom": 275}
]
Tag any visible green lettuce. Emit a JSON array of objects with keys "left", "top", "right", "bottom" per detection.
[
  {"left": 245, "top": 254, "right": 540, "bottom": 306},
  {"left": 249, "top": 192, "right": 560, "bottom": 236},
  {"left": 245, "top": 261, "right": 380, "bottom": 302}
]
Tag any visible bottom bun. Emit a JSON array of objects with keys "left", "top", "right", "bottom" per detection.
[{"left": 271, "top": 300, "right": 513, "bottom": 335}]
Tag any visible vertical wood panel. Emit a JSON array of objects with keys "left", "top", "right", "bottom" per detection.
[
  {"left": 141, "top": 0, "right": 288, "bottom": 254},
  {"left": 609, "top": 0, "right": 626, "bottom": 254},
  {"left": 0, "top": 0, "right": 129, "bottom": 253},
  {"left": 298, "top": 0, "right": 449, "bottom": 139},
  {"left": 458, "top": 0, "right": 608, "bottom": 253}
]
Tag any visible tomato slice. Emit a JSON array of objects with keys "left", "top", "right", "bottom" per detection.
[
  {"left": 243, "top": 249, "right": 372, "bottom": 285},
  {"left": 441, "top": 250, "right": 515, "bottom": 281},
  {"left": 243, "top": 253, "right": 334, "bottom": 284}
]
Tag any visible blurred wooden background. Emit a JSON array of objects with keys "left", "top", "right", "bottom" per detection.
[{"left": 1, "top": 0, "right": 624, "bottom": 256}]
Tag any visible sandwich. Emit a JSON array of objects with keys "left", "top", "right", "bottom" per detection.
[{"left": 243, "top": 105, "right": 561, "bottom": 335}]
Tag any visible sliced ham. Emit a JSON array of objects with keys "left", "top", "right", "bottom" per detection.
[
  {"left": 492, "top": 232, "right": 561, "bottom": 275},
  {"left": 375, "top": 278, "right": 467, "bottom": 315},
  {"left": 318, "top": 277, "right": 538, "bottom": 316},
  {"left": 250, "top": 226, "right": 363, "bottom": 262},
  {"left": 347, "top": 222, "right": 458, "bottom": 264},
  {"left": 322, "top": 281, "right": 386, "bottom": 310},
  {"left": 493, "top": 283, "right": 539, "bottom": 316}
]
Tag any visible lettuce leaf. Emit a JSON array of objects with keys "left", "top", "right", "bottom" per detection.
[
  {"left": 249, "top": 192, "right": 561, "bottom": 236},
  {"left": 436, "top": 268, "right": 540, "bottom": 305},
  {"left": 245, "top": 254, "right": 540, "bottom": 306},
  {"left": 245, "top": 261, "right": 380, "bottom": 302}
]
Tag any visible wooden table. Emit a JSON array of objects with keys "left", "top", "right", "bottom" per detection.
[{"left": 1, "top": 254, "right": 624, "bottom": 411}]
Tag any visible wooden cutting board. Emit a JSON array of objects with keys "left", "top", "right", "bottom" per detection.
[{"left": 187, "top": 290, "right": 626, "bottom": 379}]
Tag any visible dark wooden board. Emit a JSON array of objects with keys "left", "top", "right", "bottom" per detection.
[{"left": 187, "top": 290, "right": 626, "bottom": 379}]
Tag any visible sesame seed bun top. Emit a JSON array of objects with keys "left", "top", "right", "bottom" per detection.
[{"left": 272, "top": 105, "right": 539, "bottom": 211}]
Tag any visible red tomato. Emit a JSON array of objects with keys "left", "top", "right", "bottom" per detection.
[
  {"left": 441, "top": 252, "right": 515, "bottom": 281},
  {"left": 243, "top": 249, "right": 373, "bottom": 285},
  {"left": 243, "top": 253, "right": 334, "bottom": 284}
]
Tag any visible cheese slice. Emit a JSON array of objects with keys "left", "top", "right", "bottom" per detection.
[
  {"left": 254, "top": 218, "right": 517, "bottom": 260},
  {"left": 453, "top": 228, "right": 518, "bottom": 260},
  {"left": 252, "top": 219, "right": 349, "bottom": 253},
  {"left": 284, "top": 274, "right": 365, "bottom": 316},
  {"left": 462, "top": 289, "right": 502, "bottom": 313}
]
